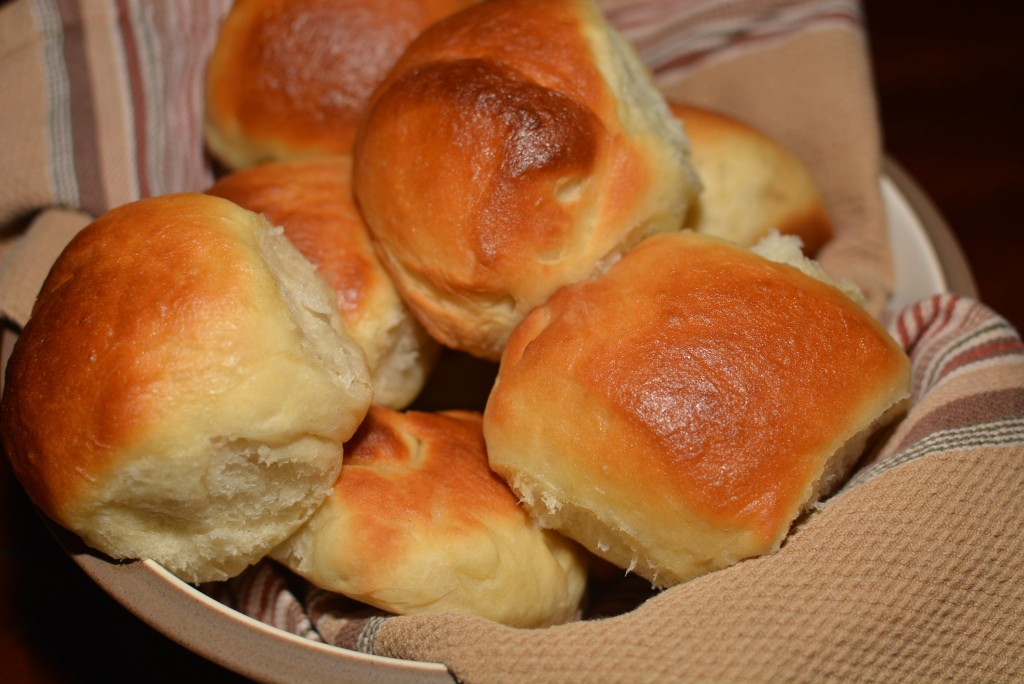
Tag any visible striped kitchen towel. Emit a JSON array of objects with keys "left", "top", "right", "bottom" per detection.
[
  {"left": 206, "top": 293, "right": 1024, "bottom": 684},
  {"left": 0, "top": 0, "right": 231, "bottom": 229}
]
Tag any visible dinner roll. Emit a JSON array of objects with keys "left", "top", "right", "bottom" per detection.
[
  {"left": 0, "top": 193, "right": 373, "bottom": 584},
  {"left": 483, "top": 231, "right": 910, "bottom": 588},
  {"left": 271, "top": 407, "right": 587, "bottom": 627},
  {"left": 672, "top": 102, "right": 833, "bottom": 254},
  {"left": 207, "top": 156, "right": 439, "bottom": 408},
  {"left": 354, "top": 0, "right": 700, "bottom": 360},
  {"left": 204, "top": 0, "right": 477, "bottom": 169}
]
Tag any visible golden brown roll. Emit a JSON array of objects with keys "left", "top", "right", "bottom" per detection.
[
  {"left": 271, "top": 406, "right": 587, "bottom": 627},
  {"left": 354, "top": 0, "right": 700, "bottom": 360},
  {"left": 204, "top": 0, "right": 477, "bottom": 169},
  {"left": 671, "top": 102, "right": 833, "bottom": 254},
  {"left": 0, "top": 193, "right": 373, "bottom": 584},
  {"left": 483, "top": 231, "right": 910, "bottom": 588},
  {"left": 207, "top": 156, "right": 439, "bottom": 408}
]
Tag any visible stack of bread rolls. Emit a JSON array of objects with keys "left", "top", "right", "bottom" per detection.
[{"left": 0, "top": 0, "right": 910, "bottom": 628}]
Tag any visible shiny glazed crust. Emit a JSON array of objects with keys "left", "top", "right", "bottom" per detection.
[
  {"left": 672, "top": 103, "right": 833, "bottom": 254},
  {"left": 0, "top": 193, "right": 373, "bottom": 583},
  {"left": 271, "top": 407, "right": 588, "bottom": 627},
  {"left": 354, "top": 0, "right": 700, "bottom": 359},
  {"left": 204, "top": 0, "right": 477, "bottom": 169},
  {"left": 483, "top": 231, "right": 911, "bottom": 587},
  {"left": 207, "top": 156, "right": 439, "bottom": 408}
]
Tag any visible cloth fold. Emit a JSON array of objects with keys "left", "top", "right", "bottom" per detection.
[{"left": 1, "top": 1, "right": 1020, "bottom": 682}]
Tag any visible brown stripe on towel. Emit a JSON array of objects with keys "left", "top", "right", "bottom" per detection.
[
  {"left": 840, "top": 415, "right": 1024, "bottom": 493},
  {"left": 155, "top": 0, "right": 230, "bottom": 193},
  {"left": 602, "top": 0, "right": 862, "bottom": 79},
  {"left": 894, "top": 295, "right": 1021, "bottom": 400},
  {"left": 641, "top": 5, "right": 858, "bottom": 60},
  {"left": 54, "top": 0, "right": 106, "bottom": 217},
  {"left": 78, "top": 0, "right": 139, "bottom": 211},
  {"left": 112, "top": 0, "right": 227, "bottom": 196},
  {"left": 305, "top": 588, "right": 391, "bottom": 651},
  {"left": 896, "top": 388, "right": 1024, "bottom": 451},
  {"left": 165, "top": 0, "right": 207, "bottom": 190},
  {"left": 32, "top": 0, "right": 78, "bottom": 206},
  {"left": 114, "top": 0, "right": 149, "bottom": 198},
  {"left": 923, "top": 323, "right": 1024, "bottom": 392},
  {"left": 838, "top": 295, "right": 1024, "bottom": 493},
  {"left": 651, "top": 9, "right": 861, "bottom": 75}
]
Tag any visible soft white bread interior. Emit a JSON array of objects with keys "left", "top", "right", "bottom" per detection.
[
  {"left": 207, "top": 156, "right": 439, "bottom": 409},
  {"left": 272, "top": 406, "right": 587, "bottom": 627},
  {"left": 0, "top": 193, "right": 373, "bottom": 583},
  {"left": 483, "top": 230, "right": 910, "bottom": 587},
  {"left": 353, "top": 0, "right": 700, "bottom": 360},
  {"left": 671, "top": 102, "right": 833, "bottom": 255},
  {"left": 750, "top": 230, "right": 865, "bottom": 306}
]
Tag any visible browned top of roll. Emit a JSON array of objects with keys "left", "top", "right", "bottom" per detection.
[
  {"left": 340, "top": 409, "right": 515, "bottom": 550},
  {"left": 486, "top": 231, "right": 910, "bottom": 545},
  {"left": 270, "top": 406, "right": 587, "bottom": 626},
  {"left": 204, "top": 0, "right": 476, "bottom": 168},
  {"left": 360, "top": 56, "right": 608, "bottom": 293},
  {"left": 369, "top": 0, "right": 614, "bottom": 112}
]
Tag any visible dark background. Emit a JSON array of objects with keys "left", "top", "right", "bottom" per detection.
[
  {"left": 863, "top": 0, "right": 1024, "bottom": 332},
  {"left": 2, "top": 2, "right": 1023, "bottom": 682}
]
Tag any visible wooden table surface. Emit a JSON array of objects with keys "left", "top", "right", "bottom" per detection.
[{"left": 2, "top": 2, "right": 1022, "bottom": 682}]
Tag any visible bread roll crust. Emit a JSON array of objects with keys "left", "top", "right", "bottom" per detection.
[
  {"left": 354, "top": 0, "right": 699, "bottom": 359},
  {"left": 207, "top": 156, "right": 439, "bottom": 408},
  {"left": 272, "top": 407, "right": 587, "bottom": 627},
  {"left": 1, "top": 193, "right": 373, "bottom": 583},
  {"left": 204, "top": 0, "right": 476, "bottom": 168},
  {"left": 484, "top": 231, "right": 910, "bottom": 587},
  {"left": 672, "top": 103, "right": 833, "bottom": 254}
]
